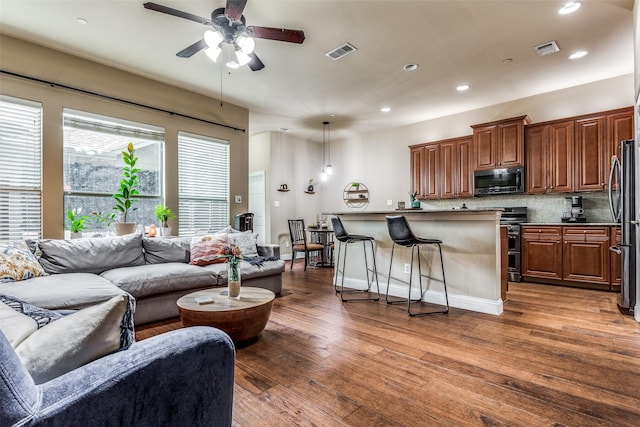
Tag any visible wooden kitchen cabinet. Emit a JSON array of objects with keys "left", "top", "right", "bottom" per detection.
[
  {"left": 563, "top": 227, "right": 610, "bottom": 284},
  {"left": 606, "top": 107, "right": 634, "bottom": 190},
  {"left": 521, "top": 226, "right": 563, "bottom": 280},
  {"left": 472, "top": 115, "right": 531, "bottom": 170},
  {"left": 574, "top": 115, "right": 607, "bottom": 191},
  {"left": 525, "top": 120, "right": 574, "bottom": 194},
  {"left": 410, "top": 136, "right": 471, "bottom": 200},
  {"left": 439, "top": 136, "right": 473, "bottom": 198}
]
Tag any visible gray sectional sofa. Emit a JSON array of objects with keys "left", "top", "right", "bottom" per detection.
[{"left": 0, "top": 232, "right": 285, "bottom": 325}]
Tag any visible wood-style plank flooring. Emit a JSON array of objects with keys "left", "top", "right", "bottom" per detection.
[{"left": 136, "top": 263, "right": 640, "bottom": 426}]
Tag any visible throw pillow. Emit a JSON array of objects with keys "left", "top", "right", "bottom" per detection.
[
  {"left": 15, "top": 294, "right": 133, "bottom": 384},
  {"left": 228, "top": 230, "right": 259, "bottom": 258},
  {"left": 189, "top": 233, "right": 228, "bottom": 266},
  {"left": 0, "top": 294, "right": 62, "bottom": 329},
  {"left": 0, "top": 240, "right": 46, "bottom": 283}
]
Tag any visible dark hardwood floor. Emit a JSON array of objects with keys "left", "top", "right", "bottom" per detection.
[{"left": 136, "top": 263, "right": 640, "bottom": 426}]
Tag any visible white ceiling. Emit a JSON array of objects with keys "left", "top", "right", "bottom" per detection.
[{"left": 0, "top": 1, "right": 634, "bottom": 142}]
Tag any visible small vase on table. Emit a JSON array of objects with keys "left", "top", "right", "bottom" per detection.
[{"left": 227, "top": 262, "right": 241, "bottom": 300}]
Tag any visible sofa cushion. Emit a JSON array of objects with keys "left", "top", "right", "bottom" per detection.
[
  {"left": 0, "top": 240, "right": 47, "bottom": 283},
  {"left": 101, "top": 263, "right": 219, "bottom": 298},
  {"left": 0, "top": 273, "right": 130, "bottom": 311},
  {"left": 143, "top": 236, "right": 191, "bottom": 264},
  {"left": 189, "top": 233, "right": 229, "bottom": 266},
  {"left": 14, "top": 294, "right": 133, "bottom": 384},
  {"left": 228, "top": 231, "right": 259, "bottom": 258},
  {"left": 38, "top": 233, "right": 145, "bottom": 275},
  {"left": 0, "top": 301, "right": 38, "bottom": 348}
]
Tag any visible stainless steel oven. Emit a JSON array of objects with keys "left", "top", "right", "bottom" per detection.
[{"left": 499, "top": 207, "right": 528, "bottom": 282}]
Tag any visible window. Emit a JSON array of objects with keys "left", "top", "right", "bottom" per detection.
[
  {"left": 0, "top": 96, "right": 42, "bottom": 240},
  {"left": 63, "top": 110, "right": 164, "bottom": 235},
  {"left": 178, "top": 132, "right": 229, "bottom": 236}
]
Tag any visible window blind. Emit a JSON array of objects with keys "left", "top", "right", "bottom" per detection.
[
  {"left": 0, "top": 96, "right": 42, "bottom": 240},
  {"left": 178, "top": 132, "right": 229, "bottom": 236}
]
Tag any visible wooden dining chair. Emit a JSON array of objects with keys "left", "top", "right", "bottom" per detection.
[{"left": 287, "top": 219, "right": 324, "bottom": 271}]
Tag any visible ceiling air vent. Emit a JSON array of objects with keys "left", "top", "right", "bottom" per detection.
[
  {"left": 325, "top": 42, "right": 357, "bottom": 60},
  {"left": 534, "top": 40, "right": 560, "bottom": 56}
]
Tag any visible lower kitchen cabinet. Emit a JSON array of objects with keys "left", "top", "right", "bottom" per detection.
[
  {"left": 521, "top": 226, "right": 563, "bottom": 280},
  {"left": 562, "top": 227, "right": 610, "bottom": 284},
  {"left": 522, "top": 225, "right": 615, "bottom": 289}
]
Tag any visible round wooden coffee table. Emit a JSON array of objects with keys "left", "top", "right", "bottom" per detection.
[{"left": 177, "top": 287, "right": 275, "bottom": 343}]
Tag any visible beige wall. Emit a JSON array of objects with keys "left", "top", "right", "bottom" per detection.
[{"left": 0, "top": 35, "right": 249, "bottom": 239}]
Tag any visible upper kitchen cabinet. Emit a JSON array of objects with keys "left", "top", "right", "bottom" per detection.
[
  {"left": 574, "top": 114, "right": 607, "bottom": 191},
  {"left": 471, "top": 115, "right": 531, "bottom": 170},
  {"left": 410, "top": 144, "right": 439, "bottom": 200},
  {"left": 439, "top": 136, "right": 473, "bottom": 198},
  {"left": 606, "top": 107, "right": 634, "bottom": 189},
  {"left": 525, "top": 120, "right": 574, "bottom": 194}
]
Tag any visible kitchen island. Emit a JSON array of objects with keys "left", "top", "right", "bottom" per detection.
[{"left": 329, "top": 209, "right": 505, "bottom": 315}]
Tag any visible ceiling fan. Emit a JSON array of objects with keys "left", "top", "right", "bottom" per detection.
[{"left": 143, "top": 0, "right": 305, "bottom": 71}]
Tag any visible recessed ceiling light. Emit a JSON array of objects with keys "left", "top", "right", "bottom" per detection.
[
  {"left": 380, "top": 107, "right": 391, "bottom": 113},
  {"left": 502, "top": 58, "right": 513, "bottom": 64},
  {"left": 568, "top": 50, "right": 589, "bottom": 60},
  {"left": 76, "top": 17, "right": 88, "bottom": 25},
  {"left": 403, "top": 63, "right": 418, "bottom": 71},
  {"left": 456, "top": 84, "right": 470, "bottom": 91},
  {"left": 558, "top": 1, "right": 581, "bottom": 15},
  {"left": 280, "top": 127, "right": 290, "bottom": 131}
]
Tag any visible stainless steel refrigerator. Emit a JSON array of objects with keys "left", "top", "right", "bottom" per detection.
[{"left": 609, "top": 139, "right": 636, "bottom": 314}]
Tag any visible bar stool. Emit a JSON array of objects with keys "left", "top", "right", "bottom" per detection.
[
  {"left": 385, "top": 215, "right": 449, "bottom": 316},
  {"left": 331, "top": 216, "right": 380, "bottom": 302}
]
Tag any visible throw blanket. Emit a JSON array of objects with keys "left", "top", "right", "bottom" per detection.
[{"left": 245, "top": 256, "right": 280, "bottom": 267}]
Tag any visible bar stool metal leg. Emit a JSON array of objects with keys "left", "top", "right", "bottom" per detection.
[
  {"left": 407, "top": 243, "right": 449, "bottom": 316},
  {"left": 334, "top": 238, "right": 380, "bottom": 302}
]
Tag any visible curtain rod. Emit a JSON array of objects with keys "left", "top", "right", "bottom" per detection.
[{"left": 0, "top": 69, "right": 246, "bottom": 133}]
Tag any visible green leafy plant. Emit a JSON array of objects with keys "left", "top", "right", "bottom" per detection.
[
  {"left": 67, "top": 209, "right": 90, "bottom": 233},
  {"left": 113, "top": 142, "right": 140, "bottom": 223},
  {"left": 409, "top": 191, "right": 418, "bottom": 201},
  {"left": 92, "top": 211, "right": 117, "bottom": 228},
  {"left": 154, "top": 204, "right": 176, "bottom": 227}
]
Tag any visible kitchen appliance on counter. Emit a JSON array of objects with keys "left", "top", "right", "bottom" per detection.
[
  {"left": 499, "top": 207, "right": 528, "bottom": 282},
  {"left": 561, "top": 195, "right": 587, "bottom": 223},
  {"left": 608, "top": 139, "right": 636, "bottom": 314}
]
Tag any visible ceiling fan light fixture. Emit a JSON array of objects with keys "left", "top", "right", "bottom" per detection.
[
  {"left": 204, "top": 46, "right": 222, "bottom": 62},
  {"left": 236, "top": 34, "right": 255, "bottom": 54},
  {"left": 234, "top": 49, "right": 252, "bottom": 66},
  {"left": 204, "top": 29, "right": 223, "bottom": 48}
]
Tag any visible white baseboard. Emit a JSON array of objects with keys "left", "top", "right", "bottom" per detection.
[{"left": 335, "top": 275, "right": 503, "bottom": 315}]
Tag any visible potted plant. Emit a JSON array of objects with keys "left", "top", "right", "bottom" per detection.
[
  {"left": 67, "top": 209, "right": 90, "bottom": 239},
  {"left": 113, "top": 142, "right": 140, "bottom": 236},
  {"left": 154, "top": 204, "right": 176, "bottom": 237},
  {"left": 409, "top": 191, "right": 420, "bottom": 208}
]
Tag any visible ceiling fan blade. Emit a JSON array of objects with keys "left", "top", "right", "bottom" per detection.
[
  {"left": 225, "top": 0, "right": 248, "bottom": 21},
  {"left": 143, "top": 2, "right": 211, "bottom": 25},
  {"left": 248, "top": 52, "right": 265, "bottom": 71},
  {"left": 177, "top": 39, "right": 207, "bottom": 58},
  {"left": 247, "top": 26, "right": 306, "bottom": 44}
]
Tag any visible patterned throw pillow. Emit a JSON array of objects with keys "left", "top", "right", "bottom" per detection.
[
  {"left": 229, "top": 231, "right": 258, "bottom": 258},
  {"left": 189, "top": 233, "right": 229, "bottom": 266},
  {"left": 0, "top": 240, "right": 46, "bottom": 283}
]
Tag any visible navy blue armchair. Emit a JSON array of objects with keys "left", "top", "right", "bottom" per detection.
[{"left": 0, "top": 326, "right": 235, "bottom": 427}]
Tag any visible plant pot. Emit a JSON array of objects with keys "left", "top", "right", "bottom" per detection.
[
  {"left": 160, "top": 227, "right": 171, "bottom": 237},
  {"left": 411, "top": 200, "right": 421, "bottom": 208},
  {"left": 115, "top": 222, "right": 136, "bottom": 236},
  {"left": 70, "top": 232, "right": 82, "bottom": 239}
]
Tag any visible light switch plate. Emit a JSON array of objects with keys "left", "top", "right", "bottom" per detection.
[
  {"left": 274, "top": 201, "right": 280, "bottom": 207},
  {"left": 234, "top": 195, "right": 242, "bottom": 204},
  {"left": 387, "top": 199, "right": 393, "bottom": 206}
]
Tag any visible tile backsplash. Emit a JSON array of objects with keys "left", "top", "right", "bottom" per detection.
[{"left": 423, "top": 191, "right": 614, "bottom": 224}]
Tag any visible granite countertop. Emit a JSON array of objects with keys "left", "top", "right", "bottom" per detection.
[
  {"left": 524, "top": 222, "right": 619, "bottom": 226},
  {"left": 326, "top": 208, "right": 503, "bottom": 215}
]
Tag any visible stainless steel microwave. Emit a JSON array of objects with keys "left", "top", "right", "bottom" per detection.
[{"left": 473, "top": 167, "right": 525, "bottom": 196}]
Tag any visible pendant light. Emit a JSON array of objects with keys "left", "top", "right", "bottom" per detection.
[{"left": 323, "top": 121, "right": 333, "bottom": 178}]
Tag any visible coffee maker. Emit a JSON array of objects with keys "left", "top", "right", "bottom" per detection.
[{"left": 562, "top": 195, "right": 587, "bottom": 223}]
